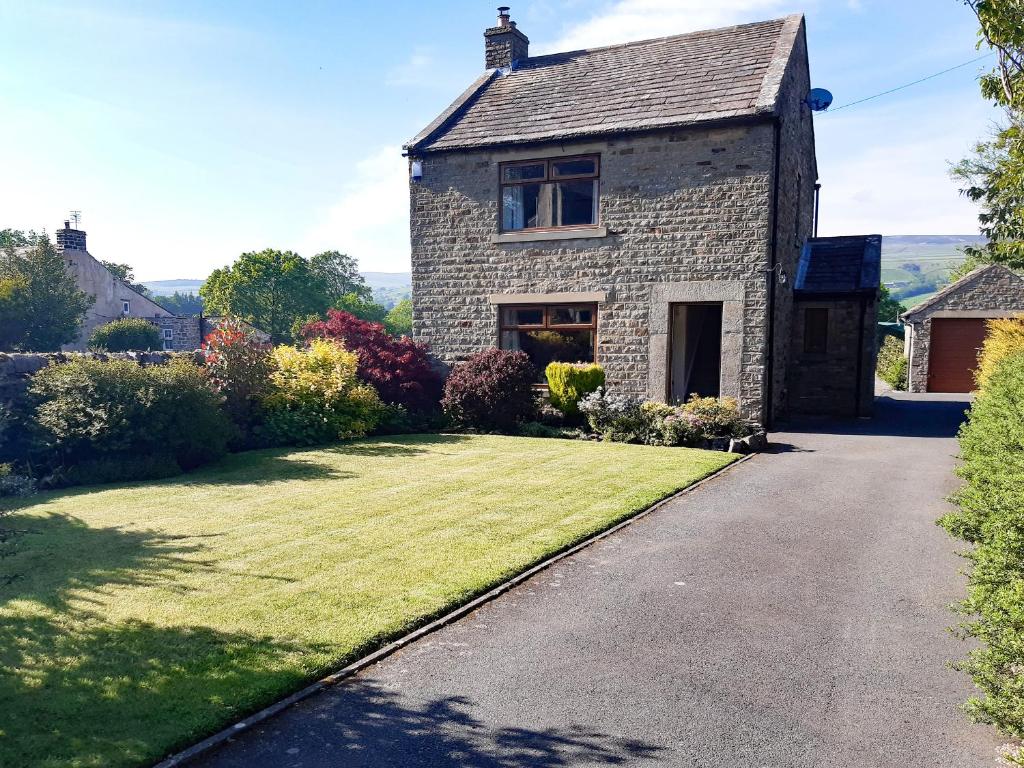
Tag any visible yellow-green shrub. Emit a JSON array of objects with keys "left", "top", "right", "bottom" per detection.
[
  {"left": 545, "top": 362, "right": 605, "bottom": 418},
  {"left": 260, "top": 339, "right": 382, "bottom": 446},
  {"left": 976, "top": 318, "right": 1024, "bottom": 389}
]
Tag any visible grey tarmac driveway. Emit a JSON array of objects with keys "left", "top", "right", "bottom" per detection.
[{"left": 194, "top": 392, "right": 1002, "bottom": 768}]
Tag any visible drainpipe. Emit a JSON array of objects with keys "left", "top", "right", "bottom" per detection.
[
  {"left": 764, "top": 117, "right": 782, "bottom": 429},
  {"left": 813, "top": 182, "right": 821, "bottom": 238},
  {"left": 854, "top": 295, "right": 867, "bottom": 417}
]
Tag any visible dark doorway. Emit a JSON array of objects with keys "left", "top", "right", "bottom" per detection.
[{"left": 669, "top": 303, "right": 723, "bottom": 403}]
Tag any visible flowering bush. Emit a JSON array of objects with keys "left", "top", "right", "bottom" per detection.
[
  {"left": 441, "top": 349, "right": 537, "bottom": 431},
  {"left": 303, "top": 309, "right": 443, "bottom": 414},
  {"left": 260, "top": 339, "right": 382, "bottom": 446},
  {"left": 203, "top": 318, "right": 273, "bottom": 447},
  {"left": 579, "top": 389, "right": 747, "bottom": 446}
]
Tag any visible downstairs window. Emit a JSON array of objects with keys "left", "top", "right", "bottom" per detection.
[{"left": 499, "top": 304, "right": 597, "bottom": 379}]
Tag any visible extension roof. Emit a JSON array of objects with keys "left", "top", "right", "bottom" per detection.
[
  {"left": 406, "top": 14, "right": 805, "bottom": 153},
  {"left": 794, "top": 235, "right": 882, "bottom": 295}
]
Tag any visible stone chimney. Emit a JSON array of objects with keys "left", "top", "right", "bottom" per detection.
[
  {"left": 484, "top": 6, "right": 529, "bottom": 70},
  {"left": 55, "top": 220, "right": 87, "bottom": 251}
]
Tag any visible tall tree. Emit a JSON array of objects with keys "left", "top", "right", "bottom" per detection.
[
  {"left": 953, "top": 1, "right": 1024, "bottom": 268},
  {"left": 309, "top": 250, "right": 371, "bottom": 302},
  {"left": 100, "top": 260, "right": 151, "bottom": 296},
  {"left": 201, "top": 249, "right": 327, "bottom": 343},
  {"left": 0, "top": 238, "right": 92, "bottom": 351}
]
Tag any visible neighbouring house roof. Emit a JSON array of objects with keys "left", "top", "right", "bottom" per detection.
[
  {"left": 794, "top": 235, "right": 882, "bottom": 295},
  {"left": 406, "top": 14, "right": 804, "bottom": 153},
  {"left": 901, "top": 263, "right": 1024, "bottom": 321}
]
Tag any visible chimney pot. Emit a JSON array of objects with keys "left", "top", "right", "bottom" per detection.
[{"left": 484, "top": 7, "right": 528, "bottom": 70}]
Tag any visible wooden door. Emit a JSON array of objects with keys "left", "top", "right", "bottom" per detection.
[{"left": 928, "top": 318, "right": 988, "bottom": 392}]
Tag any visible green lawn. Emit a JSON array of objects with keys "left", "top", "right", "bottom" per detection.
[{"left": 0, "top": 434, "right": 734, "bottom": 768}]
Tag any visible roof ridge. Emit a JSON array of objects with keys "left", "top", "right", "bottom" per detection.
[
  {"left": 902, "top": 263, "right": 1021, "bottom": 319},
  {"left": 523, "top": 14, "right": 796, "bottom": 64}
]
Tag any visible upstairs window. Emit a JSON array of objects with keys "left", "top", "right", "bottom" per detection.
[
  {"left": 500, "top": 155, "right": 599, "bottom": 232},
  {"left": 499, "top": 303, "right": 597, "bottom": 379}
]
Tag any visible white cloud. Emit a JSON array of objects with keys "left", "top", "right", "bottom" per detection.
[
  {"left": 386, "top": 48, "right": 436, "bottom": 87},
  {"left": 815, "top": 94, "right": 996, "bottom": 235},
  {"left": 299, "top": 145, "right": 410, "bottom": 272},
  {"left": 539, "top": 0, "right": 794, "bottom": 52}
]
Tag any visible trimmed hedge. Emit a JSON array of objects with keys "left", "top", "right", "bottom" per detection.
[
  {"left": 545, "top": 362, "right": 605, "bottom": 419},
  {"left": 940, "top": 347, "right": 1024, "bottom": 755}
]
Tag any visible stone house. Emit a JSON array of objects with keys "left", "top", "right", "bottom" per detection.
[
  {"left": 902, "top": 264, "right": 1024, "bottom": 393},
  {"left": 53, "top": 221, "right": 265, "bottom": 351},
  {"left": 405, "top": 9, "right": 879, "bottom": 424}
]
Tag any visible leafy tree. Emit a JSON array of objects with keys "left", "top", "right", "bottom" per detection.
[
  {"left": 952, "top": 1, "right": 1024, "bottom": 268},
  {"left": 0, "top": 277, "right": 29, "bottom": 350},
  {"left": 100, "top": 260, "right": 151, "bottom": 296},
  {"left": 0, "top": 229, "right": 43, "bottom": 248},
  {"left": 333, "top": 291, "right": 388, "bottom": 323},
  {"left": 201, "top": 249, "right": 327, "bottom": 344},
  {"left": 309, "top": 250, "right": 371, "bottom": 302},
  {"left": 384, "top": 298, "right": 413, "bottom": 336},
  {"left": 89, "top": 318, "right": 162, "bottom": 351},
  {"left": 0, "top": 238, "right": 92, "bottom": 351},
  {"left": 877, "top": 285, "right": 904, "bottom": 323},
  {"left": 158, "top": 291, "right": 204, "bottom": 315}
]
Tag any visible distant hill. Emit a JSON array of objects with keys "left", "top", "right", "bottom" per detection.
[
  {"left": 142, "top": 272, "right": 413, "bottom": 308},
  {"left": 880, "top": 234, "right": 981, "bottom": 305}
]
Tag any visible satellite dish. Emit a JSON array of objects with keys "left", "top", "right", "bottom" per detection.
[{"left": 805, "top": 88, "right": 833, "bottom": 111}]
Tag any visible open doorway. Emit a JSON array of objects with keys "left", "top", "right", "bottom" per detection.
[{"left": 669, "top": 302, "right": 723, "bottom": 403}]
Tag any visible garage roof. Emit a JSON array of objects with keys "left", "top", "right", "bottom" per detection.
[{"left": 794, "top": 235, "right": 882, "bottom": 295}]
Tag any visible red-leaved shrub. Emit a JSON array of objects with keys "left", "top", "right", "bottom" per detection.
[
  {"left": 441, "top": 348, "right": 537, "bottom": 431},
  {"left": 203, "top": 318, "right": 273, "bottom": 447},
  {"left": 303, "top": 309, "right": 442, "bottom": 413}
]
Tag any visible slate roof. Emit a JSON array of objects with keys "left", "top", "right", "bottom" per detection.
[
  {"left": 406, "top": 15, "right": 804, "bottom": 153},
  {"left": 794, "top": 235, "right": 882, "bottom": 295},
  {"left": 901, "top": 264, "right": 1024, "bottom": 320}
]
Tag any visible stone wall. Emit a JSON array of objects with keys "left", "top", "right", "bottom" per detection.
[
  {"left": 410, "top": 124, "right": 775, "bottom": 420},
  {"left": 904, "top": 265, "right": 1024, "bottom": 392},
  {"left": 0, "top": 351, "right": 195, "bottom": 404},
  {"left": 769, "top": 23, "right": 818, "bottom": 421},
  {"left": 788, "top": 297, "right": 877, "bottom": 417}
]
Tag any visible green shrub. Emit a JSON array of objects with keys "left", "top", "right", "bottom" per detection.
[
  {"left": 260, "top": 339, "right": 382, "bottom": 446},
  {"left": 876, "top": 335, "right": 908, "bottom": 390},
  {"left": 976, "top": 318, "right": 1024, "bottom": 390},
  {"left": 545, "top": 362, "right": 605, "bottom": 419},
  {"left": 27, "top": 357, "right": 231, "bottom": 484},
  {"left": 939, "top": 349, "right": 1024, "bottom": 751},
  {"left": 0, "top": 462, "right": 35, "bottom": 497},
  {"left": 88, "top": 318, "right": 162, "bottom": 351}
]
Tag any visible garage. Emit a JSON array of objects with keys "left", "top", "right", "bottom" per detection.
[
  {"left": 902, "top": 265, "right": 1024, "bottom": 393},
  {"left": 927, "top": 318, "right": 988, "bottom": 392}
]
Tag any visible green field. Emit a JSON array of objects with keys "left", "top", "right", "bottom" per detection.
[{"left": 0, "top": 435, "right": 733, "bottom": 768}]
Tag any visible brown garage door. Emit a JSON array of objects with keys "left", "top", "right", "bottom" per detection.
[{"left": 928, "top": 318, "right": 989, "bottom": 392}]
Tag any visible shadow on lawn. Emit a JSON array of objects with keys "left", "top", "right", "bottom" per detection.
[
  {"left": 202, "top": 679, "right": 665, "bottom": 768},
  {"left": 0, "top": 611, "right": 323, "bottom": 768}
]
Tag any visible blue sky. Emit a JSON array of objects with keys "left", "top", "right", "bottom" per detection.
[{"left": 0, "top": 0, "right": 1000, "bottom": 280}]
